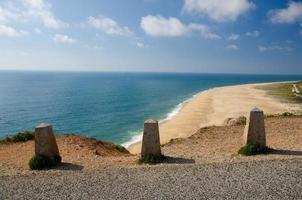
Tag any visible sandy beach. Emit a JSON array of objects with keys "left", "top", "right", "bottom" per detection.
[
  {"left": 128, "top": 82, "right": 299, "bottom": 154},
  {"left": 1, "top": 81, "right": 301, "bottom": 176}
]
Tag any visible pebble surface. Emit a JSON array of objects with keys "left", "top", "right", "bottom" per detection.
[{"left": 1, "top": 158, "right": 301, "bottom": 200}]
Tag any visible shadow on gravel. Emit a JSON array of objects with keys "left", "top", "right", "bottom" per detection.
[
  {"left": 54, "top": 162, "right": 84, "bottom": 171},
  {"left": 161, "top": 156, "right": 195, "bottom": 164},
  {"left": 269, "top": 149, "right": 302, "bottom": 156}
]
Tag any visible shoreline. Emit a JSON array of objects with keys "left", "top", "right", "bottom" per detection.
[
  {"left": 127, "top": 81, "right": 299, "bottom": 154},
  {"left": 121, "top": 91, "right": 203, "bottom": 148}
]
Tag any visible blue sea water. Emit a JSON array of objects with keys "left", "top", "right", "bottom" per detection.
[{"left": 0, "top": 71, "right": 301, "bottom": 146}]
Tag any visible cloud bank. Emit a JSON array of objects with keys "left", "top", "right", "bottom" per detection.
[
  {"left": 0, "top": 24, "right": 27, "bottom": 37},
  {"left": 268, "top": 2, "right": 302, "bottom": 24},
  {"left": 183, "top": 0, "right": 255, "bottom": 22},
  {"left": 141, "top": 15, "right": 220, "bottom": 39},
  {"left": 88, "top": 16, "right": 132, "bottom": 36},
  {"left": 21, "top": 0, "right": 67, "bottom": 29}
]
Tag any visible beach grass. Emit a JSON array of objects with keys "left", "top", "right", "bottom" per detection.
[
  {"left": 257, "top": 81, "right": 302, "bottom": 104},
  {"left": 265, "top": 111, "right": 302, "bottom": 118}
]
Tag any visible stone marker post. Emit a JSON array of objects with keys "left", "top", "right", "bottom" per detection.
[
  {"left": 141, "top": 119, "right": 161, "bottom": 158},
  {"left": 35, "top": 123, "right": 61, "bottom": 162},
  {"left": 243, "top": 107, "right": 266, "bottom": 147}
]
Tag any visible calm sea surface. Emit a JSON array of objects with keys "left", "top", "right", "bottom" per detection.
[{"left": 0, "top": 71, "right": 301, "bottom": 145}]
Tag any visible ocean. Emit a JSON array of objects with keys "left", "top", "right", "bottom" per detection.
[{"left": 0, "top": 71, "right": 301, "bottom": 146}]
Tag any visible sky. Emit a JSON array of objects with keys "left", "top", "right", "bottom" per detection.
[{"left": 0, "top": 0, "right": 302, "bottom": 74}]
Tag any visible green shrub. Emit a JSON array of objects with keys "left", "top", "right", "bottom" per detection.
[
  {"left": 29, "top": 155, "right": 55, "bottom": 170},
  {"left": 29, "top": 154, "right": 61, "bottom": 170},
  {"left": 237, "top": 116, "right": 247, "bottom": 125},
  {"left": 137, "top": 154, "right": 166, "bottom": 164},
  {"left": 238, "top": 144, "right": 271, "bottom": 156},
  {"left": 110, "top": 143, "right": 128, "bottom": 153},
  {"left": 282, "top": 112, "right": 294, "bottom": 116},
  {"left": 0, "top": 131, "right": 35, "bottom": 143}
]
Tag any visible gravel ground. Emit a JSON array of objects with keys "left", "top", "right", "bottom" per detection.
[{"left": 1, "top": 158, "right": 301, "bottom": 200}]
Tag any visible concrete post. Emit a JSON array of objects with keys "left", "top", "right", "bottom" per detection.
[
  {"left": 141, "top": 119, "right": 161, "bottom": 158},
  {"left": 35, "top": 123, "right": 61, "bottom": 162},
  {"left": 243, "top": 108, "right": 266, "bottom": 147}
]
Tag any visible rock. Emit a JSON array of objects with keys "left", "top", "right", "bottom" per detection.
[
  {"left": 35, "top": 123, "right": 61, "bottom": 163},
  {"left": 224, "top": 116, "right": 247, "bottom": 126},
  {"left": 243, "top": 108, "right": 266, "bottom": 147},
  {"left": 141, "top": 119, "right": 161, "bottom": 158}
]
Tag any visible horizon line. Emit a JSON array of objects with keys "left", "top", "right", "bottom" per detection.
[{"left": 0, "top": 69, "right": 302, "bottom": 76}]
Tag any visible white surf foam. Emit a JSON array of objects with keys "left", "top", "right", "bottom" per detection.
[{"left": 122, "top": 89, "right": 210, "bottom": 148}]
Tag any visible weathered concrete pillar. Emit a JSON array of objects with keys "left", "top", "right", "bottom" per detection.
[
  {"left": 35, "top": 123, "right": 61, "bottom": 162},
  {"left": 141, "top": 119, "right": 161, "bottom": 157},
  {"left": 243, "top": 108, "right": 266, "bottom": 147}
]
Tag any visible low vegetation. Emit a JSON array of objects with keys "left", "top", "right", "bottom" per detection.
[
  {"left": 238, "top": 144, "right": 272, "bottom": 156},
  {"left": 28, "top": 154, "right": 62, "bottom": 170},
  {"left": 236, "top": 116, "right": 247, "bottom": 125},
  {"left": 137, "top": 154, "right": 166, "bottom": 164},
  {"left": 0, "top": 131, "right": 35, "bottom": 143},
  {"left": 265, "top": 111, "right": 302, "bottom": 118},
  {"left": 257, "top": 81, "right": 302, "bottom": 104},
  {"left": 109, "top": 143, "right": 129, "bottom": 153},
  {"left": 29, "top": 155, "right": 52, "bottom": 170}
]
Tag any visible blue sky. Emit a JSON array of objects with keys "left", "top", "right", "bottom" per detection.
[{"left": 0, "top": 0, "right": 302, "bottom": 74}]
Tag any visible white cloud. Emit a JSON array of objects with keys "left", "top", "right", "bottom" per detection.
[
  {"left": 227, "top": 33, "right": 240, "bottom": 40},
  {"left": 0, "top": 5, "right": 27, "bottom": 38},
  {"left": 226, "top": 44, "right": 239, "bottom": 50},
  {"left": 183, "top": 0, "right": 255, "bottom": 22},
  {"left": 0, "top": 6, "right": 20, "bottom": 23},
  {"left": 87, "top": 16, "right": 132, "bottom": 36},
  {"left": 137, "top": 42, "right": 145, "bottom": 48},
  {"left": 53, "top": 34, "right": 75, "bottom": 44},
  {"left": 0, "top": 24, "right": 27, "bottom": 37},
  {"left": 141, "top": 15, "right": 188, "bottom": 37},
  {"left": 258, "top": 45, "right": 293, "bottom": 52},
  {"left": 0, "top": 0, "right": 66, "bottom": 30},
  {"left": 21, "top": 0, "right": 67, "bottom": 29},
  {"left": 22, "top": 0, "right": 45, "bottom": 10},
  {"left": 245, "top": 30, "right": 259, "bottom": 37},
  {"left": 268, "top": 2, "right": 302, "bottom": 24},
  {"left": 141, "top": 15, "right": 221, "bottom": 39}
]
